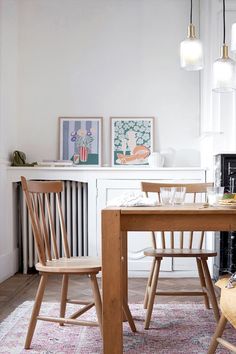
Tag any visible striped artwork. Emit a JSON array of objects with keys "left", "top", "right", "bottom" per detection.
[{"left": 59, "top": 117, "right": 102, "bottom": 165}]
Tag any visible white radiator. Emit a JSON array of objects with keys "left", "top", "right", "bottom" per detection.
[{"left": 17, "top": 181, "right": 88, "bottom": 274}]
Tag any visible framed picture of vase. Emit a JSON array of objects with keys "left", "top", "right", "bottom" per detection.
[
  {"left": 110, "top": 117, "right": 154, "bottom": 166},
  {"left": 59, "top": 117, "right": 102, "bottom": 166}
]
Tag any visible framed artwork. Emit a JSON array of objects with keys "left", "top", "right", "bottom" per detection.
[
  {"left": 59, "top": 117, "right": 102, "bottom": 166},
  {"left": 110, "top": 117, "right": 154, "bottom": 166}
]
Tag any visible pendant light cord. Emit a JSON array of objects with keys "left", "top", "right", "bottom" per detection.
[
  {"left": 190, "top": 0, "right": 193, "bottom": 24},
  {"left": 223, "top": 0, "right": 226, "bottom": 44}
]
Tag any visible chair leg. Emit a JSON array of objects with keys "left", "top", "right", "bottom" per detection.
[
  {"left": 90, "top": 274, "right": 103, "bottom": 335},
  {"left": 60, "top": 274, "right": 69, "bottom": 326},
  {"left": 144, "top": 257, "right": 156, "bottom": 309},
  {"left": 123, "top": 300, "right": 136, "bottom": 332},
  {"left": 24, "top": 274, "right": 47, "bottom": 349},
  {"left": 201, "top": 258, "right": 220, "bottom": 322},
  {"left": 144, "top": 258, "right": 162, "bottom": 330},
  {"left": 207, "top": 313, "right": 227, "bottom": 354},
  {"left": 196, "top": 257, "right": 210, "bottom": 309}
]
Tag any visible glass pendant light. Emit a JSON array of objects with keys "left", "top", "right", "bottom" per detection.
[
  {"left": 213, "top": 0, "right": 236, "bottom": 92},
  {"left": 180, "top": 0, "right": 203, "bottom": 71},
  {"left": 231, "top": 23, "right": 236, "bottom": 53}
]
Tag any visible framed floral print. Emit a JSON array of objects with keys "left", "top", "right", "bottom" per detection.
[
  {"left": 110, "top": 117, "right": 154, "bottom": 166},
  {"left": 59, "top": 117, "right": 102, "bottom": 166}
]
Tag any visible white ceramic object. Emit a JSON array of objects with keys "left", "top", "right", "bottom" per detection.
[
  {"left": 160, "top": 148, "right": 176, "bottom": 167},
  {"left": 148, "top": 152, "right": 164, "bottom": 168}
]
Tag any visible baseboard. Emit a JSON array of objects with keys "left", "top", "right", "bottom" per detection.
[{"left": 0, "top": 248, "right": 19, "bottom": 283}]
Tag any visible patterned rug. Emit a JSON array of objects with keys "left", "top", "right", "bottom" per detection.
[{"left": 0, "top": 302, "right": 235, "bottom": 353}]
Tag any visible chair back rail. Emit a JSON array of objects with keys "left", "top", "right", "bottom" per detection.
[
  {"left": 141, "top": 182, "right": 213, "bottom": 250},
  {"left": 21, "top": 176, "right": 71, "bottom": 265}
]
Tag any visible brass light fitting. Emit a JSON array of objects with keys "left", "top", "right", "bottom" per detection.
[
  {"left": 187, "top": 24, "right": 196, "bottom": 39},
  {"left": 220, "top": 44, "right": 229, "bottom": 59}
]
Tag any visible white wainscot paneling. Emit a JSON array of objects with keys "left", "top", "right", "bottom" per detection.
[{"left": 6, "top": 167, "right": 207, "bottom": 280}]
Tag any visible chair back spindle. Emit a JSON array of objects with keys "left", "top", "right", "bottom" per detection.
[
  {"left": 38, "top": 193, "right": 52, "bottom": 260},
  {"left": 56, "top": 193, "right": 70, "bottom": 258},
  {"left": 180, "top": 231, "right": 184, "bottom": 249},
  {"left": 141, "top": 182, "right": 213, "bottom": 250},
  {"left": 21, "top": 176, "right": 71, "bottom": 264}
]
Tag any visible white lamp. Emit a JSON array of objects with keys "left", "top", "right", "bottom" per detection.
[
  {"left": 180, "top": 0, "right": 203, "bottom": 71},
  {"left": 213, "top": 0, "right": 236, "bottom": 92},
  {"left": 231, "top": 23, "right": 236, "bottom": 53}
]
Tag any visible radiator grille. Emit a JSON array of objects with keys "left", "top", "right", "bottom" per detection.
[{"left": 17, "top": 181, "right": 88, "bottom": 274}]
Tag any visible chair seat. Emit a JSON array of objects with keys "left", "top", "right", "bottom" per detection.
[
  {"left": 36, "top": 256, "right": 101, "bottom": 274},
  {"left": 144, "top": 248, "right": 217, "bottom": 258}
]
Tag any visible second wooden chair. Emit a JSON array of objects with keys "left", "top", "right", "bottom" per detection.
[{"left": 141, "top": 182, "right": 220, "bottom": 329}]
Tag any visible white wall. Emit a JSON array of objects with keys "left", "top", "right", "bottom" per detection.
[
  {"left": 0, "top": 0, "right": 19, "bottom": 282},
  {"left": 200, "top": 0, "right": 236, "bottom": 178},
  {"left": 16, "top": 0, "right": 201, "bottom": 166},
  {"left": 2, "top": 0, "right": 236, "bottom": 282},
  {"left": 0, "top": 0, "right": 202, "bottom": 282}
]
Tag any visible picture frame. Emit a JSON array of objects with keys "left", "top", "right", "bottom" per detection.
[
  {"left": 59, "top": 117, "right": 102, "bottom": 166},
  {"left": 110, "top": 117, "right": 154, "bottom": 166}
]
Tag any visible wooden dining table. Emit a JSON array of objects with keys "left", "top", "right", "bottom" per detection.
[{"left": 101, "top": 203, "right": 236, "bottom": 354}]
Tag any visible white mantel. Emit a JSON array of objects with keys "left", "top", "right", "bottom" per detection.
[{"left": 7, "top": 166, "right": 206, "bottom": 179}]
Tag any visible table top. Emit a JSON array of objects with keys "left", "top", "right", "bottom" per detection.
[
  {"left": 101, "top": 202, "right": 236, "bottom": 354},
  {"left": 105, "top": 203, "right": 236, "bottom": 214}
]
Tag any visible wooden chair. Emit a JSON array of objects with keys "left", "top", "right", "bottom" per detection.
[
  {"left": 21, "top": 177, "right": 136, "bottom": 349},
  {"left": 208, "top": 314, "right": 236, "bottom": 353},
  {"left": 141, "top": 182, "right": 220, "bottom": 329},
  {"left": 21, "top": 176, "right": 103, "bottom": 349},
  {"left": 208, "top": 278, "right": 236, "bottom": 353}
]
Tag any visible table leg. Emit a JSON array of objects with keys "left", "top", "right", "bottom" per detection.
[
  {"left": 122, "top": 231, "right": 128, "bottom": 321},
  {"left": 121, "top": 231, "right": 137, "bottom": 331},
  {"left": 102, "top": 209, "right": 123, "bottom": 354}
]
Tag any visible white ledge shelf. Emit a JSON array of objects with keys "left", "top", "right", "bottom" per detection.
[{"left": 7, "top": 166, "right": 204, "bottom": 172}]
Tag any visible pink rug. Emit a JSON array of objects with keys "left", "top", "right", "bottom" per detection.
[{"left": 0, "top": 302, "right": 235, "bottom": 353}]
